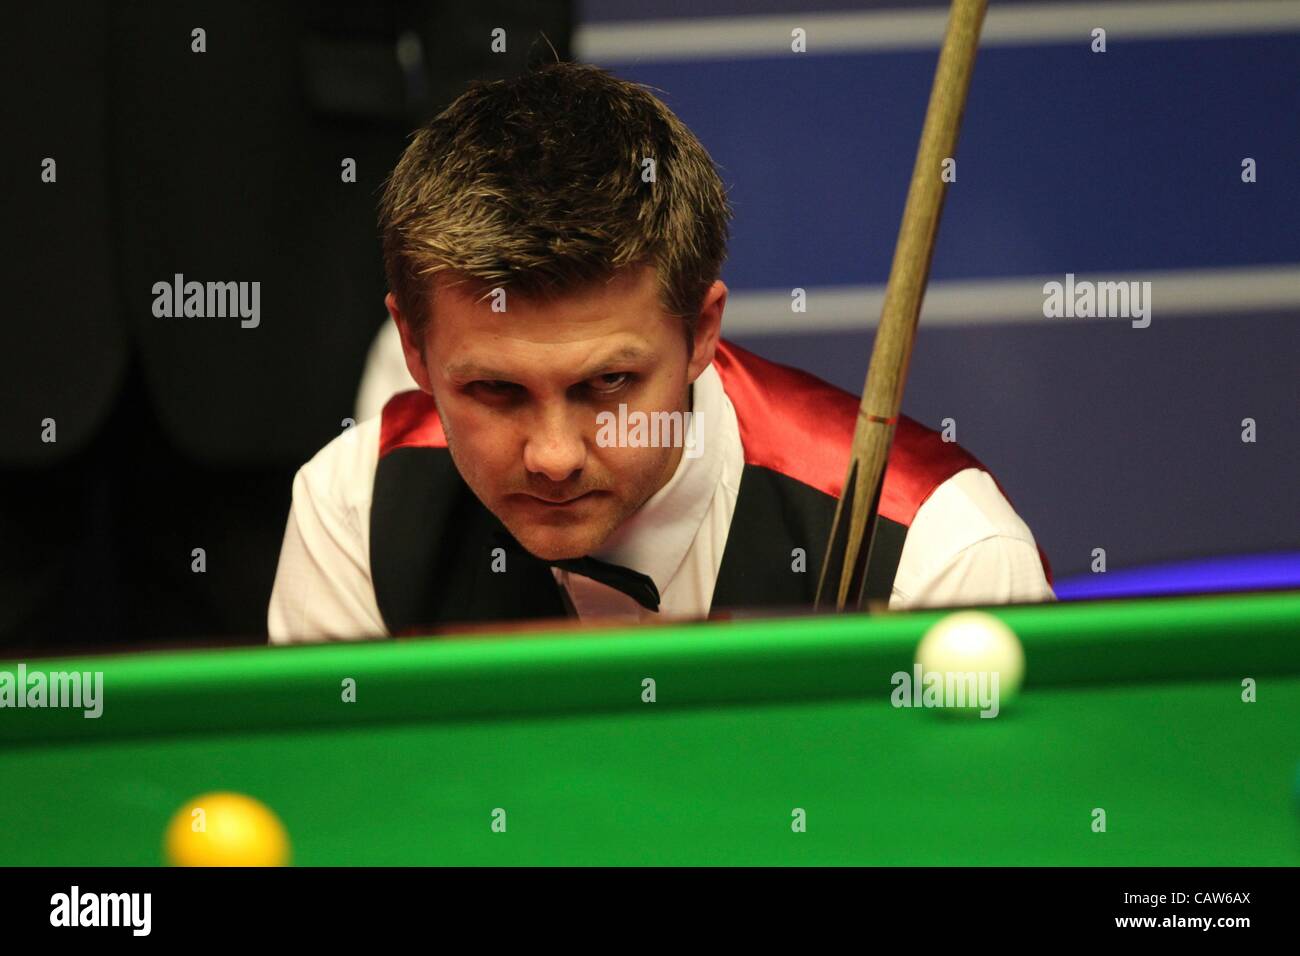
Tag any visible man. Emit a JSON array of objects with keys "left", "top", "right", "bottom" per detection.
[{"left": 268, "top": 62, "right": 1052, "bottom": 643}]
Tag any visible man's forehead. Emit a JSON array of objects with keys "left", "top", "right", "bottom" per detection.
[
  {"left": 433, "top": 264, "right": 658, "bottom": 310},
  {"left": 442, "top": 340, "right": 656, "bottom": 382}
]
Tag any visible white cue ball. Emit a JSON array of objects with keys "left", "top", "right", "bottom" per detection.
[{"left": 914, "top": 611, "right": 1025, "bottom": 711}]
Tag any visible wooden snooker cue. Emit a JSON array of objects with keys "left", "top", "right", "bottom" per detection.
[{"left": 814, "top": 0, "right": 989, "bottom": 612}]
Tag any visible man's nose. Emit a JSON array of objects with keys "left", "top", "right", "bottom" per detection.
[{"left": 522, "top": 404, "right": 587, "bottom": 483}]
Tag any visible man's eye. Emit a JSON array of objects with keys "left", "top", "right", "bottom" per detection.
[
  {"left": 474, "top": 380, "right": 518, "bottom": 395},
  {"left": 586, "top": 372, "right": 631, "bottom": 395}
]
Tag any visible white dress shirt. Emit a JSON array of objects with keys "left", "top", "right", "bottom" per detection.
[{"left": 269, "top": 356, "right": 1054, "bottom": 643}]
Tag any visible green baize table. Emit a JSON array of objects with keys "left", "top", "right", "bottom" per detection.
[{"left": 2, "top": 591, "right": 1298, "bottom": 865}]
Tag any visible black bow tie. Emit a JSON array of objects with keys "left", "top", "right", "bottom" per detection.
[
  {"left": 551, "top": 555, "right": 661, "bottom": 612},
  {"left": 492, "top": 531, "right": 661, "bottom": 612}
]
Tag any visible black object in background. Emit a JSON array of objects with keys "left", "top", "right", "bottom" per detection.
[{"left": 0, "top": 1, "right": 573, "bottom": 652}]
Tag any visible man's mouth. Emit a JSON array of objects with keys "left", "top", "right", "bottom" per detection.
[{"left": 517, "top": 491, "right": 598, "bottom": 508}]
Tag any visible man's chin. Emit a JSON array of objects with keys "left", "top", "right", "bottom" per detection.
[
  {"left": 511, "top": 530, "right": 600, "bottom": 562},
  {"left": 494, "top": 493, "right": 624, "bottom": 560},
  {"left": 501, "top": 515, "right": 610, "bottom": 561}
]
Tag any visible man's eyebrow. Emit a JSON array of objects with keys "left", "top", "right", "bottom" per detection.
[
  {"left": 443, "top": 360, "right": 507, "bottom": 381},
  {"left": 444, "top": 344, "right": 653, "bottom": 382}
]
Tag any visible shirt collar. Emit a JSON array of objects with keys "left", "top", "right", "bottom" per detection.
[{"left": 588, "top": 361, "right": 726, "bottom": 593}]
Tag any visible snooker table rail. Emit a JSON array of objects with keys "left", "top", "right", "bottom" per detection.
[{"left": 2, "top": 590, "right": 1297, "bottom": 747}]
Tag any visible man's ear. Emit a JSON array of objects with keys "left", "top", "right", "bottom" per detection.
[
  {"left": 686, "top": 280, "right": 727, "bottom": 382},
  {"left": 386, "top": 292, "right": 434, "bottom": 394}
]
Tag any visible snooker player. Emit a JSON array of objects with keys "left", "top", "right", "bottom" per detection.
[{"left": 268, "top": 63, "right": 1053, "bottom": 643}]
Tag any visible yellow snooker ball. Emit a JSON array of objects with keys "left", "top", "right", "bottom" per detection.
[{"left": 164, "top": 792, "right": 290, "bottom": 867}]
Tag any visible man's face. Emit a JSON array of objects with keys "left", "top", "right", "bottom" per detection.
[{"left": 389, "top": 265, "right": 725, "bottom": 561}]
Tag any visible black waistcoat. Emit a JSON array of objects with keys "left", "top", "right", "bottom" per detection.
[{"left": 369, "top": 441, "right": 914, "bottom": 634}]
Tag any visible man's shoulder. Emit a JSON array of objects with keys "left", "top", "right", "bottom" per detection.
[
  {"left": 293, "top": 388, "right": 457, "bottom": 526},
  {"left": 270, "top": 414, "right": 390, "bottom": 644},
  {"left": 923, "top": 467, "right": 1040, "bottom": 548},
  {"left": 895, "top": 467, "right": 1054, "bottom": 604},
  {"left": 294, "top": 413, "right": 384, "bottom": 513},
  {"left": 711, "top": 339, "right": 982, "bottom": 526}
]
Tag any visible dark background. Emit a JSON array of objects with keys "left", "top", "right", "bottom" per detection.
[{"left": 1, "top": 1, "right": 572, "bottom": 652}]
